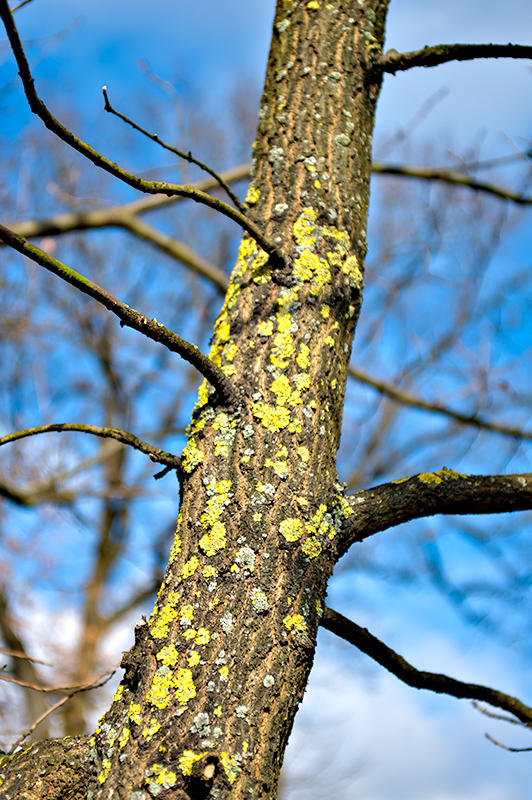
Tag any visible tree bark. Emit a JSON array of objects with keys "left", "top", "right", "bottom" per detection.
[
  {"left": 2, "top": 2, "right": 391, "bottom": 798},
  {"left": 88, "top": 3, "right": 389, "bottom": 798}
]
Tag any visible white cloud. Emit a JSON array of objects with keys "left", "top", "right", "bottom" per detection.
[{"left": 282, "top": 632, "right": 532, "bottom": 800}]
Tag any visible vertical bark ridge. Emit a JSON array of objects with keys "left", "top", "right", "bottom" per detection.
[{"left": 90, "top": 2, "right": 389, "bottom": 798}]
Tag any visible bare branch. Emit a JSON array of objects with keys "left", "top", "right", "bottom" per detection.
[
  {"left": 102, "top": 86, "right": 245, "bottom": 212},
  {"left": 0, "top": 647, "right": 52, "bottom": 667},
  {"left": 11, "top": 0, "right": 34, "bottom": 11},
  {"left": 0, "top": 3, "right": 284, "bottom": 266},
  {"left": 0, "top": 223, "right": 236, "bottom": 404},
  {"left": 5, "top": 163, "right": 252, "bottom": 241},
  {"left": 348, "top": 366, "right": 532, "bottom": 441},
  {"left": 321, "top": 607, "right": 532, "bottom": 725},
  {"left": 0, "top": 423, "right": 182, "bottom": 473},
  {"left": 5, "top": 156, "right": 530, "bottom": 290},
  {"left": 371, "top": 162, "right": 532, "bottom": 206},
  {"left": 378, "top": 43, "right": 532, "bottom": 75},
  {"left": 472, "top": 701, "right": 527, "bottom": 727},
  {"left": 7, "top": 666, "right": 117, "bottom": 754},
  {"left": 485, "top": 733, "right": 532, "bottom": 752},
  {"left": 340, "top": 469, "right": 532, "bottom": 550},
  {"left": 119, "top": 215, "right": 229, "bottom": 292}
]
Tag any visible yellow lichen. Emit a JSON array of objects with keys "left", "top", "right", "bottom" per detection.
[
  {"left": 293, "top": 207, "right": 317, "bottom": 249},
  {"left": 150, "top": 763, "right": 177, "bottom": 787},
  {"left": 118, "top": 727, "right": 130, "bottom": 748},
  {"left": 97, "top": 759, "right": 111, "bottom": 785},
  {"left": 283, "top": 614, "right": 307, "bottom": 632},
  {"left": 182, "top": 438, "right": 204, "bottom": 473},
  {"left": 302, "top": 536, "right": 322, "bottom": 558},
  {"left": 142, "top": 719, "right": 161, "bottom": 743},
  {"left": 156, "top": 644, "right": 179, "bottom": 667},
  {"left": 279, "top": 518, "right": 303, "bottom": 542},
  {"left": 258, "top": 320, "right": 274, "bottom": 336},
  {"left": 270, "top": 331, "right": 295, "bottom": 369},
  {"left": 418, "top": 472, "right": 443, "bottom": 485},
  {"left": 199, "top": 521, "right": 227, "bottom": 556},
  {"left": 150, "top": 590, "right": 181, "bottom": 639},
  {"left": 297, "top": 446, "right": 310, "bottom": 463},
  {"left": 296, "top": 343, "right": 310, "bottom": 369},
  {"left": 128, "top": 702, "right": 142, "bottom": 725},
  {"left": 251, "top": 402, "right": 291, "bottom": 433},
  {"left": 179, "top": 750, "right": 205, "bottom": 776},
  {"left": 219, "top": 752, "right": 240, "bottom": 785},
  {"left": 195, "top": 628, "right": 211, "bottom": 645},
  {"left": 245, "top": 186, "right": 261, "bottom": 205},
  {"left": 180, "top": 556, "right": 199, "bottom": 580},
  {"left": 188, "top": 650, "right": 201, "bottom": 667},
  {"left": 202, "top": 565, "right": 217, "bottom": 578}
]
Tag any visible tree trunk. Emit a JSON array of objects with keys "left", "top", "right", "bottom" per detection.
[{"left": 1, "top": 2, "right": 390, "bottom": 798}]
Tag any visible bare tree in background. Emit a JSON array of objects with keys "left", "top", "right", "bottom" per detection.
[{"left": 0, "top": 2, "right": 532, "bottom": 798}]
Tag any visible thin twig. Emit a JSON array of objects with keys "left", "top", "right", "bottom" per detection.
[
  {"left": 7, "top": 666, "right": 117, "bottom": 754},
  {"left": 371, "top": 162, "right": 532, "bottom": 205},
  {"left": 119, "top": 214, "right": 229, "bottom": 292},
  {"left": 0, "top": 647, "right": 52, "bottom": 667},
  {"left": 472, "top": 701, "right": 527, "bottom": 727},
  {"left": 0, "top": 3, "right": 284, "bottom": 267},
  {"left": 102, "top": 86, "right": 245, "bottom": 212},
  {"left": 378, "top": 43, "right": 532, "bottom": 75},
  {"left": 348, "top": 366, "right": 532, "bottom": 441},
  {"left": 485, "top": 733, "right": 532, "bottom": 752},
  {"left": 321, "top": 608, "right": 532, "bottom": 724},
  {"left": 11, "top": 0, "right": 34, "bottom": 11},
  {"left": 0, "top": 223, "right": 236, "bottom": 405},
  {"left": 0, "top": 422, "right": 183, "bottom": 476}
]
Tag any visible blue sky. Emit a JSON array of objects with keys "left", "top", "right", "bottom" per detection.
[{"left": 1, "top": 1, "right": 532, "bottom": 795}]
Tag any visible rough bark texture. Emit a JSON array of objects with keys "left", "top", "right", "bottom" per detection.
[
  {"left": 86, "top": 2, "right": 389, "bottom": 798},
  {"left": 0, "top": 737, "right": 91, "bottom": 800},
  {"left": 2, "top": 2, "right": 391, "bottom": 798}
]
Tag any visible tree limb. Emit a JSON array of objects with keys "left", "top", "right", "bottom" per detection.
[
  {"left": 102, "top": 86, "right": 245, "bottom": 212},
  {"left": 321, "top": 607, "right": 532, "bottom": 725},
  {"left": 0, "top": 223, "right": 236, "bottom": 404},
  {"left": 378, "top": 43, "right": 532, "bottom": 75},
  {"left": 5, "top": 157, "right": 530, "bottom": 289},
  {"left": 371, "top": 162, "right": 532, "bottom": 205},
  {"left": 119, "top": 214, "right": 229, "bottom": 292},
  {"left": 339, "top": 468, "right": 532, "bottom": 550},
  {"left": 485, "top": 733, "right": 532, "bottom": 752},
  {"left": 0, "top": 2, "right": 284, "bottom": 267},
  {"left": 0, "top": 423, "right": 183, "bottom": 473},
  {"left": 348, "top": 365, "right": 532, "bottom": 441}
]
